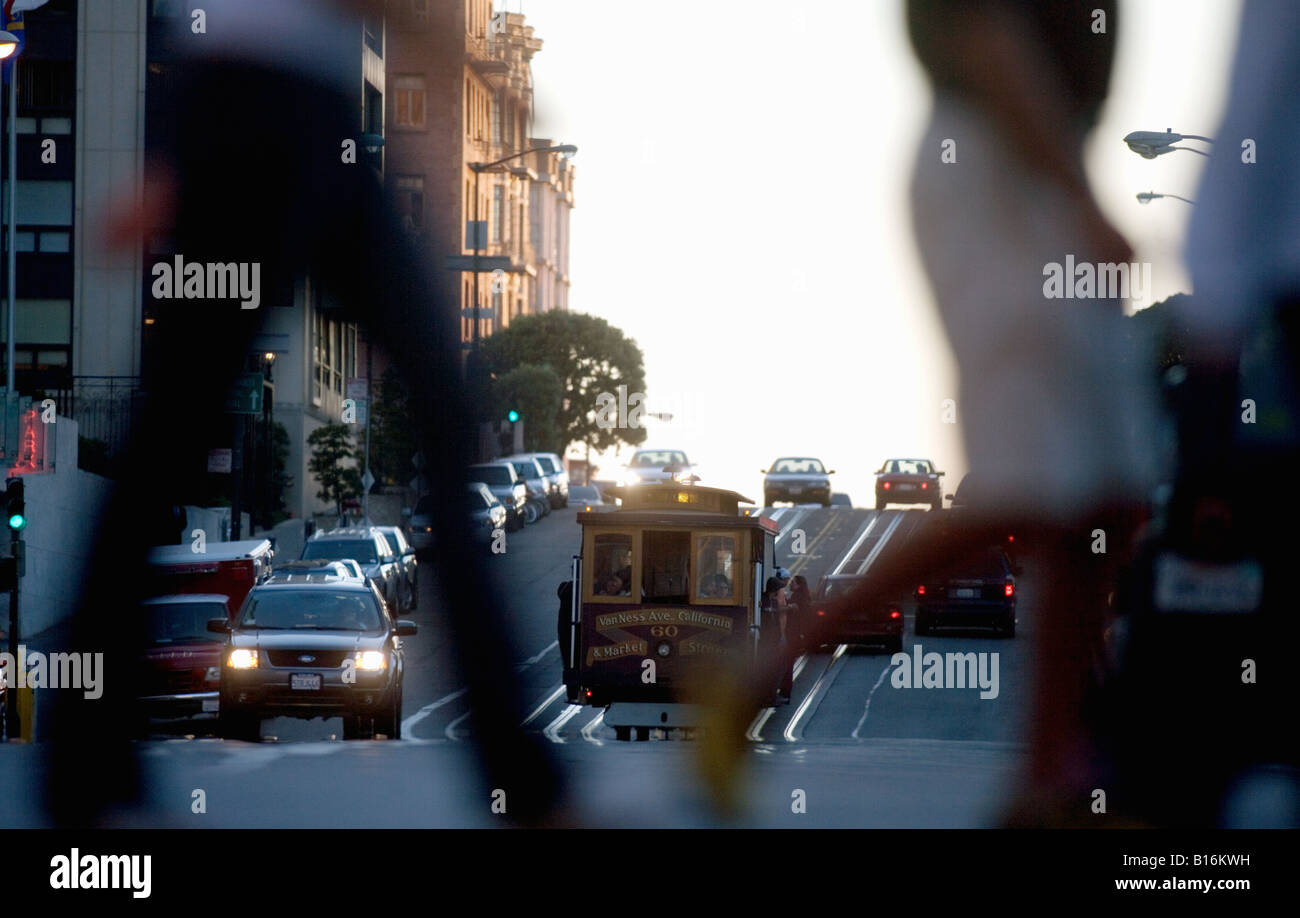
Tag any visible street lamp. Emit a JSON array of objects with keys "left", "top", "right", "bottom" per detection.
[
  {"left": 1123, "top": 128, "right": 1213, "bottom": 159},
  {"left": 1, "top": 30, "right": 20, "bottom": 393},
  {"left": 1136, "top": 190, "right": 1196, "bottom": 205}
]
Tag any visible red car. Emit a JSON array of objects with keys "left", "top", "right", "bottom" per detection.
[
  {"left": 874, "top": 458, "right": 944, "bottom": 511},
  {"left": 812, "top": 574, "right": 904, "bottom": 653},
  {"left": 138, "top": 539, "right": 274, "bottom": 730}
]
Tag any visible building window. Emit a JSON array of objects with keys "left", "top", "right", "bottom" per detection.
[
  {"left": 395, "top": 175, "right": 424, "bottom": 233},
  {"left": 492, "top": 185, "right": 504, "bottom": 244},
  {"left": 394, "top": 76, "right": 426, "bottom": 129},
  {"left": 411, "top": 0, "right": 429, "bottom": 27},
  {"left": 491, "top": 95, "right": 502, "bottom": 146}
]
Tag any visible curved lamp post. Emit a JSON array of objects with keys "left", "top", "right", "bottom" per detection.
[
  {"left": 0, "top": 31, "right": 20, "bottom": 393},
  {"left": 1136, "top": 190, "right": 1196, "bottom": 205},
  {"left": 1123, "top": 128, "right": 1213, "bottom": 159}
]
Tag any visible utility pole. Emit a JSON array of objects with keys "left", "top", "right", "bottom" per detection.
[
  {"left": 230, "top": 413, "right": 244, "bottom": 540},
  {"left": 362, "top": 332, "right": 372, "bottom": 523}
]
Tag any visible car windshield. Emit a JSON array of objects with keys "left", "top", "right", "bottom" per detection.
[
  {"left": 632, "top": 450, "right": 687, "bottom": 467},
  {"left": 569, "top": 486, "right": 600, "bottom": 501},
  {"left": 818, "top": 579, "right": 863, "bottom": 601},
  {"left": 771, "top": 458, "right": 825, "bottom": 474},
  {"left": 884, "top": 459, "right": 932, "bottom": 475},
  {"left": 532, "top": 456, "right": 557, "bottom": 474},
  {"left": 238, "top": 589, "right": 384, "bottom": 631},
  {"left": 145, "top": 601, "right": 227, "bottom": 644},
  {"left": 470, "top": 465, "right": 513, "bottom": 486},
  {"left": 509, "top": 461, "right": 539, "bottom": 479},
  {"left": 302, "top": 539, "right": 378, "bottom": 564}
]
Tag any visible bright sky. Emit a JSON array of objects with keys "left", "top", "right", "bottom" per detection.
[{"left": 521, "top": 0, "right": 1242, "bottom": 504}]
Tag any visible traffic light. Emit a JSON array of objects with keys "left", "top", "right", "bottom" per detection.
[
  {"left": 5, "top": 477, "right": 24, "bottom": 531},
  {"left": 507, "top": 409, "right": 520, "bottom": 423}
]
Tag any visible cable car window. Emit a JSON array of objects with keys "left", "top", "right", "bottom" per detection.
[
  {"left": 643, "top": 530, "right": 690, "bottom": 603},
  {"left": 694, "top": 534, "right": 736, "bottom": 601},
  {"left": 592, "top": 533, "right": 633, "bottom": 597}
]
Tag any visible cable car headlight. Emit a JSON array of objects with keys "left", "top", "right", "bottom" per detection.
[{"left": 657, "top": 642, "right": 671, "bottom": 658}]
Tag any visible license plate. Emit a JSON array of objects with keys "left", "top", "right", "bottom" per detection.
[
  {"left": 1154, "top": 554, "right": 1262, "bottom": 613},
  {"left": 897, "top": 484, "right": 914, "bottom": 491},
  {"left": 787, "top": 487, "right": 802, "bottom": 494},
  {"left": 952, "top": 588, "right": 976, "bottom": 598},
  {"left": 202, "top": 698, "right": 220, "bottom": 713},
  {"left": 290, "top": 673, "right": 322, "bottom": 691}
]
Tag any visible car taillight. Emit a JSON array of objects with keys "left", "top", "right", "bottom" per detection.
[
  {"left": 1005, "top": 581, "right": 1014, "bottom": 597},
  {"left": 916, "top": 584, "right": 926, "bottom": 596},
  {"left": 816, "top": 609, "right": 825, "bottom": 617},
  {"left": 1007, "top": 535, "right": 1014, "bottom": 542},
  {"left": 882, "top": 482, "right": 891, "bottom": 490},
  {"left": 889, "top": 608, "right": 901, "bottom": 620},
  {"left": 921, "top": 482, "right": 927, "bottom": 489}
]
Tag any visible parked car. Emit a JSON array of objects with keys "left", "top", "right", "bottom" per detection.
[
  {"left": 468, "top": 481, "right": 508, "bottom": 543},
  {"left": 210, "top": 578, "right": 416, "bottom": 740},
  {"left": 301, "top": 527, "right": 402, "bottom": 611},
  {"left": 763, "top": 456, "right": 835, "bottom": 507},
  {"left": 830, "top": 493, "right": 853, "bottom": 507},
  {"left": 136, "top": 594, "right": 229, "bottom": 724},
  {"left": 509, "top": 452, "right": 569, "bottom": 508},
  {"left": 874, "top": 458, "right": 945, "bottom": 510},
  {"left": 620, "top": 448, "right": 698, "bottom": 486},
  {"left": 407, "top": 494, "right": 435, "bottom": 556},
  {"left": 914, "top": 545, "right": 1017, "bottom": 637},
  {"left": 811, "top": 575, "right": 903, "bottom": 653},
  {"left": 468, "top": 461, "right": 528, "bottom": 531},
  {"left": 503, "top": 456, "right": 552, "bottom": 523},
  {"left": 376, "top": 525, "right": 419, "bottom": 611}
]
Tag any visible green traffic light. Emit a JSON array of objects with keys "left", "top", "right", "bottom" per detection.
[
  {"left": 507, "top": 410, "right": 520, "bottom": 423},
  {"left": 8, "top": 513, "right": 24, "bottom": 530}
]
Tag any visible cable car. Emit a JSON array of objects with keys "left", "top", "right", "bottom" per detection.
[{"left": 561, "top": 483, "right": 781, "bottom": 740}]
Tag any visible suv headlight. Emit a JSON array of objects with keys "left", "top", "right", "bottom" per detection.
[
  {"left": 227, "top": 649, "right": 258, "bottom": 669},
  {"left": 354, "top": 651, "right": 388, "bottom": 671}
]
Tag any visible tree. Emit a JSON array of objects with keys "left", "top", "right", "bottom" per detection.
[
  {"left": 492, "top": 364, "right": 563, "bottom": 452},
  {"left": 479, "top": 311, "right": 648, "bottom": 456},
  {"left": 307, "top": 422, "right": 361, "bottom": 516},
  {"left": 369, "top": 366, "right": 418, "bottom": 486}
]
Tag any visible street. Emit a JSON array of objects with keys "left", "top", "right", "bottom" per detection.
[{"left": 3, "top": 502, "right": 1030, "bottom": 828}]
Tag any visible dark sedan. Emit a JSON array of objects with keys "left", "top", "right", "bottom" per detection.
[
  {"left": 875, "top": 458, "right": 944, "bottom": 510},
  {"left": 812, "top": 574, "right": 904, "bottom": 653},
  {"left": 209, "top": 579, "right": 417, "bottom": 740},
  {"left": 914, "top": 546, "right": 1017, "bottom": 637},
  {"left": 763, "top": 457, "right": 835, "bottom": 507}
]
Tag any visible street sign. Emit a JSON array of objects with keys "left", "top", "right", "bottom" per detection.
[
  {"left": 207, "top": 448, "right": 233, "bottom": 473},
  {"left": 223, "top": 373, "right": 264, "bottom": 414},
  {"left": 465, "top": 220, "right": 487, "bottom": 250},
  {"left": 361, "top": 469, "right": 375, "bottom": 493},
  {"left": 444, "top": 254, "right": 516, "bottom": 273}
]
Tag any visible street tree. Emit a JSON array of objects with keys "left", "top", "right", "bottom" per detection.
[
  {"left": 369, "top": 366, "right": 418, "bottom": 486},
  {"left": 307, "top": 422, "right": 362, "bottom": 517},
  {"left": 492, "top": 363, "right": 563, "bottom": 452},
  {"left": 479, "top": 310, "right": 648, "bottom": 456}
]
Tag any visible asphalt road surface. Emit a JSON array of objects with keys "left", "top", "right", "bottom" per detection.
[{"left": 3, "top": 502, "right": 1033, "bottom": 828}]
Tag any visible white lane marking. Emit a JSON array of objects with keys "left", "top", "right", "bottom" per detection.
[
  {"left": 746, "top": 653, "right": 806, "bottom": 742},
  {"left": 401, "top": 687, "right": 467, "bottom": 736},
  {"left": 517, "top": 641, "right": 558, "bottom": 668},
  {"left": 580, "top": 710, "right": 606, "bottom": 745},
  {"left": 521, "top": 685, "right": 567, "bottom": 727},
  {"left": 445, "top": 710, "right": 471, "bottom": 741},
  {"left": 774, "top": 508, "right": 808, "bottom": 544},
  {"left": 783, "top": 644, "right": 847, "bottom": 742},
  {"left": 831, "top": 512, "right": 882, "bottom": 575},
  {"left": 746, "top": 707, "right": 775, "bottom": 742},
  {"left": 855, "top": 511, "right": 904, "bottom": 575},
  {"left": 851, "top": 662, "right": 894, "bottom": 739},
  {"left": 542, "top": 704, "right": 583, "bottom": 743}
]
